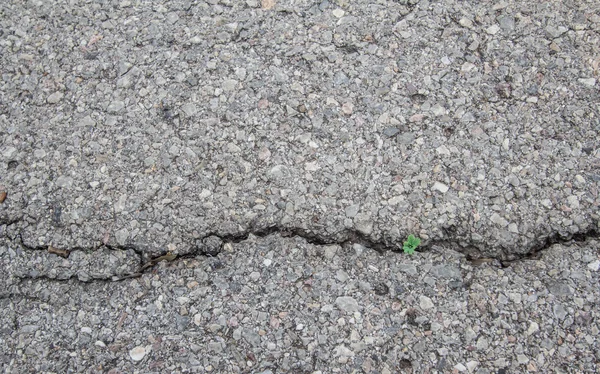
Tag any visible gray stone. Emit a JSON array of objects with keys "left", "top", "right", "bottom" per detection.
[
  {"left": 553, "top": 304, "right": 568, "bottom": 320},
  {"left": 267, "top": 165, "right": 290, "bottom": 181},
  {"left": 196, "top": 235, "right": 223, "bottom": 256},
  {"left": 382, "top": 127, "right": 400, "bottom": 137},
  {"left": 476, "top": 336, "right": 489, "bottom": 350},
  {"left": 548, "top": 282, "right": 572, "bottom": 297},
  {"left": 397, "top": 264, "right": 417, "bottom": 276},
  {"left": 345, "top": 204, "right": 360, "bottom": 218},
  {"left": 55, "top": 176, "right": 73, "bottom": 188},
  {"left": 545, "top": 25, "right": 568, "bottom": 38},
  {"left": 578, "top": 78, "right": 596, "bottom": 87},
  {"left": 47, "top": 92, "right": 64, "bottom": 104},
  {"left": 336, "top": 296, "right": 359, "bottom": 312},
  {"left": 396, "top": 132, "right": 415, "bottom": 144},
  {"left": 419, "top": 296, "right": 434, "bottom": 310},
  {"left": 497, "top": 16, "right": 515, "bottom": 31},
  {"left": 430, "top": 264, "right": 461, "bottom": 279},
  {"left": 527, "top": 322, "right": 539, "bottom": 336},
  {"left": 181, "top": 103, "right": 198, "bottom": 117},
  {"left": 242, "top": 329, "right": 261, "bottom": 347},
  {"left": 2, "top": 146, "right": 18, "bottom": 159},
  {"left": 222, "top": 79, "right": 238, "bottom": 91},
  {"left": 115, "top": 228, "right": 129, "bottom": 246},
  {"left": 107, "top": 101, "right": 125, "bottom": 113},
  {"left": 432, "top": 182, "right": 449, "bottom": 193},
  {"left": 490, "top": 213, "right": 508, "bottom": 227}
]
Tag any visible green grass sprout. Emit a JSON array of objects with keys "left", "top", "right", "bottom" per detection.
[{"left": 403, "top": 234, "right": 421, "bottom": 254}]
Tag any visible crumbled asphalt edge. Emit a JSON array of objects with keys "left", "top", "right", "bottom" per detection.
[
  {"left": 2, "top": 234, "right": 599, "bottom": 373},
  {"left": 2, "top": 219, "right": 598, "bottom": 285}
]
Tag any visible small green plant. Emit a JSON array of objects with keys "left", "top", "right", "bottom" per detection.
[{"left": 403, "top": 234, "right": 421, "bottom": 254}]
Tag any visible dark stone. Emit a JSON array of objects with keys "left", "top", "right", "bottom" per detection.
[
  {"left": 398, "top": 359, "right": 412, "bottom": 369},
  {"left": 373, "top": 282, "right": 389, "bottom": 296},
  {"left": 197, "top": 235, "right": 223, "bottom": 256}
]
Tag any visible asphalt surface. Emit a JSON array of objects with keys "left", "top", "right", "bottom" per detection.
[{"left": 1, "top": 0, "right": 599, "bottom": 372}]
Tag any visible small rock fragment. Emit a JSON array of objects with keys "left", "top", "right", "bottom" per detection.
[
  {"left": 305, "top": 161, "right": 320, "bottom": 171},
  {"left": 115, "top": 228, "right": 129, "bottom": 245},
  {"left": 526, "top": 321, "right": 539, "bottom": 336},
  {"left": 466, "top": 361, "right": 479, "bottom": 372},
  {"left": 545, "top": 25, "right": 568, "bottom": 38},
  {"left": 55, "top": 176, "right": 74, "bottom": 188},
  {"left": 409, "top": 113, "right": 425, "bottom": 123},
  {"left": 490, "top": 213, "right": 508, "bottom": 227},
  {"left": 129, "top": 346, "right": 146, "bottom": 362},
  {"left": 197, "top": 235, "right": 223, "bottom": 256},
  {"left": 432, "top": 182, "right": 449, "bottom": 193},
  {"left": 336, "top": 296, "right": 359, "bottom": 312},
  {"left": 497, "top": 16, "right": 515, "bottom": 31},
  {"left": 341, "top": 102, "right": 353, "bottom": 115},
  {"left": 222, "top": 79, "right": 238, "bottom": 91},
  {"left": 332, "top": 9, "right": 345, "bottom": 18},
  {"left": 267, "top": 165, "right": 289, "bottom": 181},
  {"left": 567, "top": 195, "right": 579, "bottom": 209},
  {"left": 324, "top": 245, "right": 339, "bottom": 259},
  {"left": 47, "top": 92, "right": 64, "bottom": 104},
  {"left": 553, "top": 303, "right": 567, "bottom": 320},
  {"left": 459, "top": 18, "right": 473, "bottom": 28},
  {"left": 258, "top": 99, "right": 269, "bottom": 109},
  {"left": 261, "top": 0, "right": 275, "bottom": 9},
  {"left": 382, "top": 127, "right": 400, "bottom": 137},
  {"left": 578, "top": 78, "right": 596, "bottom": 87},
  {"left": 354, "top": 219, "right": 373, "bottom": 235},
  {"left": 181, "top": 103, "right": 197, "bottom": 116},
  {"left": 419, "top": 296, "right": 434, "bottom": 310},
  {"left": 0, "top": 191, "right": 6, "bottom": 203},
  {"left": 2, "top": 146, "right": 17, "bottom": 159},
  {"left": 486, "top": 25, "right": 500, "bottom": 35},
  {"left": 107, "top": 100, "right": 125, "bottom": 113}
]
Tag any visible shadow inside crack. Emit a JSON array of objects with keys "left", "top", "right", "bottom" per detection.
[{"left": 2, "top": 222, "right": 598, "bottom": 284}]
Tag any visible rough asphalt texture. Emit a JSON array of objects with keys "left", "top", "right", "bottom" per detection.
[{"left": 0, "top": 0, "right": 599, "bottom": 372}]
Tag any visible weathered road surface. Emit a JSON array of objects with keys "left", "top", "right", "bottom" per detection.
[{"left": 1, "top": 0, "right": 599, "bottom": 372}]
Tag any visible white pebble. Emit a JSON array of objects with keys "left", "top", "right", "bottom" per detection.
[
  {"left": 526, "top": 321, "right": 539, "bottom": 336},
  {"left": 129, "top": 346, "right": 146, "bottom": 362},
  {"left": 332, "top": 9, "right": 345, "bottom": 18},
  {"left": 419, "top": 296, "right": 435, "bottom": 310},
  {"left": 432, "top": 181, "right": 449, "bottom": 193}
]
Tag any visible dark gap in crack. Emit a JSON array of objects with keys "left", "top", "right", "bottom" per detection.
[
  {"left": 12, "top": 233, "right": 147, "bottom": 283},
  {"left": 205, "top": 225, "right": 398, "bottom": 253},
  {"left": 210, "top": 224, "right": 600, "bottom": 267},
  {"left": 210, "top": 224, "right": 600, "bottom": 263},
  {"left": 495, "top": 228, "right": 599, "bottom": 267},
  {"left": 14, "top": 232, "right": 146, "bottom": 260},
  {"left": 6, "top": 222, "right": 599, "bottom": 286},
  {"left": 0, "top": 218, "right": 22, "bottom": 227}
]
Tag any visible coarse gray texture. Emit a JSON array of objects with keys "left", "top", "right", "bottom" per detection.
[
  {"left": 1, "top": 0, "right": 600, "bottom": 372},
  {"left": 0, "top": 0, "right": 598, "bottom": 260},
  {"left": 1, "top": 235, "right": 599, "bottom": 373}
]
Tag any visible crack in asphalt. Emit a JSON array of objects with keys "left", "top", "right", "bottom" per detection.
[{"left": 3, "top": 220, "right": 599, "bottom": 285}]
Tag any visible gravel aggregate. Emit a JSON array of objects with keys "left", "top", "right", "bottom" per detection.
[
  {"left": 1, "top": 0, "right": 599, "bottom": 372},
  {"left": 0, "top": 0, "right": 598, "bottom": 259},
  {"left": 1, "top": 235, "right": 599, "bottom": 373}
]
